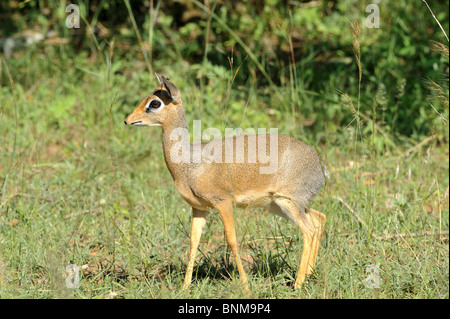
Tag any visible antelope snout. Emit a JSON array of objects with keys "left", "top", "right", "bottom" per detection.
[{"left": 124, "top": 114, "right": 144, "bottom": 126}]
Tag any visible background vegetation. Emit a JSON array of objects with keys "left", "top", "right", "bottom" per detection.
[{"left": 0, "top": 0, "right": 448, "bottom": 298}]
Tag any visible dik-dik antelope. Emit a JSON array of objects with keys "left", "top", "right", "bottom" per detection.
[{"left": 124, "top": 74, "right": 329, "bottom": 291}]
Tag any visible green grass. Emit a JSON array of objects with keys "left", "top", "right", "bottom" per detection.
[
  {"left": 0, "top": 0, "right": 449, "bottom": 298},
  {"left": 0, "top": 45, "right": 448, "bottom": 299}
]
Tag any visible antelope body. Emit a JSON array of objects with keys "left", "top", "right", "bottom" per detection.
[{"left": 124, "top": 74, "right": 329, "bottom": 291}]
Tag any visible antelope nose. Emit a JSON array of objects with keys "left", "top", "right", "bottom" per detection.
[{"left": 124, "top": 120, "right": 128, "bottom": 125}]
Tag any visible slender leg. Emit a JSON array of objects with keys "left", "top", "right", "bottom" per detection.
[
  {"left": 294, "top": 221, "right": 314, "bottom": 288},
  {"left": 216, "top": 199, "right": 249, "bottom": 292},
  {"left": 306, "top": 208, "right": 326, "bottom": 275},
  {"left": 183, "top": 208, "right": 207, "bottom": 289},
  {"left": 274, "top": 198, "right": 318, "bottom": 289}
]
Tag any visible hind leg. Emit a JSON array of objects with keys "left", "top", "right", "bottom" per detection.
[
  {"left": 274, "top": 198, "right": 320, "bottom": 289},
  {"left": 305, "top": 208, "right": 326, "bottom": 275}
]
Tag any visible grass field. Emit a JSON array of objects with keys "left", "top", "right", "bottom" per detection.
[{"left": 0, "top": 1, "right": 449, "bottom": 299}]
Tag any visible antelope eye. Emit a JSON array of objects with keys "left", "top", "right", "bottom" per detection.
[
  {"left": 145, "top": 99, "right": 163, "bottom": 113},
  {"left": 150, "top": 100, "right": 161, "bottom": 108}
]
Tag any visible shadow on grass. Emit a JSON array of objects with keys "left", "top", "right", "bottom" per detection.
[{"left": 158, "top": 247, "right": 301, "bottom": 287}]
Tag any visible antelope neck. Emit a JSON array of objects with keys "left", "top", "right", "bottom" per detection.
[{"left": 161, "top": 106, "right": 193, "bottom": 181}]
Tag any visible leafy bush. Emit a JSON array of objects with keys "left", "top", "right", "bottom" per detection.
[{"left": 0, "top": 0, "right": 448, "bottom": 139}]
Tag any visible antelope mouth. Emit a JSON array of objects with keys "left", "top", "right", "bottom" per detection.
[{"left": 130, "top": 121, "right": 144, "bottom": 126}]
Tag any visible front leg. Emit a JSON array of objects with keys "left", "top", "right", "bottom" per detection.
[
  {"left": 216, "top": 199, "right": 249, "bottom": 292},
  {"left": 183, "top": 208, "right": 207, "bottom": 289}
]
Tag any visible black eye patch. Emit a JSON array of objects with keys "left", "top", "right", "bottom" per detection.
[{"left": 152, "top": 90, "right": 171, "bottom": 101}]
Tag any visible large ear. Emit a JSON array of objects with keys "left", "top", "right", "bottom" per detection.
[{"left": 155, "top": 73, "right": 180, "bottom": 104}]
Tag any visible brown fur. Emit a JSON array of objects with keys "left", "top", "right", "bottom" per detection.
[{"left": 125, "top": 74, "right": 329, "bottom": 291}]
